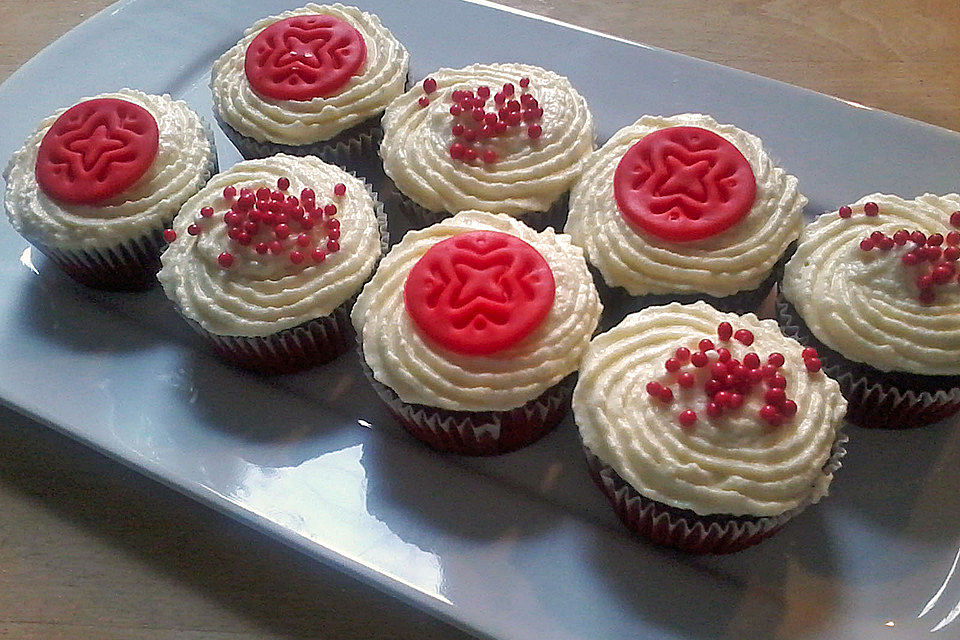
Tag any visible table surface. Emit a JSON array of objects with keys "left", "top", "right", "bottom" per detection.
[{"left": 1, "top": 1, "right": 958, "bottom": 639}]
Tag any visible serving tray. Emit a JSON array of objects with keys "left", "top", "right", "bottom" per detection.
[{"left": 1, "top": 1, "right": 960, "bottom": 638}]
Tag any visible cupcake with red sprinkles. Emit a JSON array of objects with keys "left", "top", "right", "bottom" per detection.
[
  {"left": 573, "top": 301, "right": 847, "bottom": 554},
  {"left": 379, "top": 63, "right": 595, "bottom": 229},
  {"left": 158, "top": 154, "right": 386, "bottom": 373},
  {"left": 3, "top": 89, "right": 217, "bottom": 290},
  {"left": 352, "top": 210, "right": 602, "bottom": 455},
  {"left": 211, "top": 4, "right": 409, "bottom": 164},
  {"left": 566, "top": 114, "right": 803, "bottom": 315},
  {"left": 779, "top": 193, "right": 960, "bottom": 428}
]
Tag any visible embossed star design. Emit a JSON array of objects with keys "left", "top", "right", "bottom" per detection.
[
  {"left": 451, "top": 261, "right": 510, "bottom": 307},
  {"left": 276, "top": 36, "right": 325, "bottom": 72},
  {"left": 62, "top": 121, "right": 128, "bottom": 174},
  {"left": 655, "top": 155, "right": 712, "bottom": 202}
]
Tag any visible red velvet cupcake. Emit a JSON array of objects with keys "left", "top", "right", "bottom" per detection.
[{"left": 352, "top": 210, "right": 601, "bottom": 455}]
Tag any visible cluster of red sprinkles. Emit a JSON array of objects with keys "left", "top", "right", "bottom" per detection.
[
  {"left": 162, "top": 177, "right": 346, "bottom": 269},
  {"left": 417, "top": 76, "right": 543, "bottom": 164},
  {"left": 646, "top": 322, "right": 823, "bottom": 430},
  {"left": 846, "top": 202, "right": 960, "bottom": 304}
]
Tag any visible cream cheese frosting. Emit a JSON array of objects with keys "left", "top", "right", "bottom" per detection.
[
  {"left": 574, "top": 301, "right": 846, "bottom": 517},
  {"left": 379, "top": 63, "right": 595, "bottom": 215},
  {"left": 353, "top": 211, "right": 602, "bottom": 411},
  {"left": 781, "top": 193, "right": 960, "bottom": 375},
  {"left": 211, "top": 3, "right": 409, "bottom": 146},
  {"left": 566, "top": 113, "right": 804, "bottom": 297},
  {"left": 3, "top": 89, "right": 216, "bottom": 250},
  {"left": 158, "top": 154, "right": 381, "bottom": 337}
]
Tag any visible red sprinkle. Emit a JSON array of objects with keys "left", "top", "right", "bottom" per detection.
[
  {"left": 864, "top": 202, "right": 879, "bottom": 216},
  {"left": 690, "top": 352, "right": 709, "bottom": 368},
  {"left": 162, "top": 228, "right": 176, "bottom": 242},
  {"left": 838, "top": 205, "right": 852, "bottom": 218},
  {"left": 743, "top": 353, "right": 761, "bottom": 369},
  {"left": 418, "top": 97, "right": 430, "bottom": 108},
  {"left": 665, "top": 358, "right": 681, "bottom": 372},
  {"left": 527, "top": 124, "right": 542, "bottom": 139},
  {"left": 675, "top": 347, "right": 691, "bottom": 362},
  {"left": 804, "top": 358, "right": 822, "bottom": 373},
  {"left": 951, "top": 211, "right": 960, "bottom": 228},
  {"left": 678, "top": 410, "right": 697, "bottom": 428},
  {"left": 334, "top": 183, "right": 346, "bottom": 197},
  {"left": 767, "top": 352, "right": 785, "bottom": 367},
  {"left": 519, "top": 77, "right": 530, "bottom": 88},
  {"left": 698, "top": 339, "right": 715, "bottom": 352},
  {"left": 277, "top": 177, "right": 290, "bottom": 191},
  {"left": 678, "top": 372, "right": 696, "bottom": 388},
  {"left": 187, "top": 223, "right": 200, "bottom": 236},
  {"left": 859, "top": 238, "right": 874, "bottom": 251},
  {"left": 217, "top": 252, "right": 234, "bottom": 268},
  {"left": 717, "top": 321, "right": 733, "bottom": 341},
  {"left": 200, "top": 206, "right": 214, "bottom": 218},
  {"left": 733, "top": 329, "right": 754, "bottom": 346},
  {"left": 422, "top": 77, "right": 437, "bottom": 93}
]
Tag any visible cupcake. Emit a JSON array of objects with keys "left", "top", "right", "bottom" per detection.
[
  {"left": 158, "top": 154, "right": 386, "bottom": 373},
  {"left": 566, "top": 113, "right": 803, "bottom": 315},
  {"left": 353, "top": 210, "right": 602, "bottom": 455},
  {"left": 379, "top": 63, "right": 595, "bottom": 230},
  {"left": 779, "top": 193, "right": 960, "bottom": 429},
  {"left": 3, "top": 89, "right": 217, "bottom": 290},
  {"left": 574, "top": 301, "right": 847, "bottom": 553},
  {"left": 211, "top": 3, "right": 409, "bottom": 164}
]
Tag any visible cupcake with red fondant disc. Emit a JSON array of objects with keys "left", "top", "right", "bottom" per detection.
[
  {"left": 574, "top": 301, "right": 847, "bottom": 553},
  {"left": 566, "top": 114, "right": 803, "bottom": 315},
  {"left": 353, "top": 210, "right": 602, "bottom": 454},
  {"left": 3, "top": 89, "right": 217, "bottom": 290},
  {"left": 211, "top": 3, "right": 409, "bottom": 164},
  {"left": 158, "top": 154, "right": 386, "bottom": 373},
  {"left": 379, "top": 63, "right": 595, "bottom": 229},
  {"left": 779, "top": 193, "right": 960, "bottom": 428}
]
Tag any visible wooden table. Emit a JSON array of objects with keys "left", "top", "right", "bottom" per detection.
[{"left": 1, "top": 1, "right": 957, "bottom": 638}]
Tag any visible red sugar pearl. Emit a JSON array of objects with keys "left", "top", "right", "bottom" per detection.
[
  {"left": 864, "top": 202, "right": 879, "bottom": 216},
  {"left": 450, "top": 143, "right": 466, "bottom": 160},
  {"left": 716, "top": 348, "right": 732, "bottom": 362},
  {"left": 878, "top": 236, "right": 895, "bottom": 250},
  {"left": 768, "top": 373, "right": 787, "bottom": 388},
  {"left": 289, "top": 251, "right": 304, "bottom": 265},
  {"left": 713, "top": 391, "right": 731, "bottom": 407},
  {"left": 228, "top": 227, "right": 243, "bottom": 241},
  {"left": 698, "top": 338, "right": 715, "bottom": 352},
  {"left": 717, "top": 321, "right": 733, "bottom": 341},
  {"left": 463, "top": 148, "right": 478, "bottom": 162},
  {"left": 333, "top": 183, "right": 347, "bottom": 197},
  {"left": 324, "top": 204, "right": 338, "bottom": 217},
  {"left": 277, "top": 177, "right": 290, "bottom": 191},
  {"left": 928, "top": 233, "right": 945, "bottom": 246},
  {"left": 804, "top": 358, "right": 822, "bottom": 373},
  {"left": 217, "top": 252, "right": 234, "bottom": 268},
  {"left": 902, "top": 251, "right": 920, "bottom": 266},
  {"left": 301, "top": 188, "right": 315, "bottom": 201},
  {"left": 759, "top": 405, "right": 782, "bottom": 426},
  {"left": 710, "top": 362, "right": 728, "bottom": 379},
  {"left": 328, "top": 228, "right": 341, "bottom": 241},
  {"left": 269, "top": 240, "right": 283, "bottom": 255},
  {"left": 256, "top": 187, "right": 271, "bottom": 202},
  {"left": 665, "top": 358, "right": 681, "bottom": 373},
  {"left": 767, "top": 352, "right": 785, "bottom": 367},
  {"left": 187, "top": 223, "right": 201, "bottom": 236},
  {"left": 678, "top": 410, "right": 697, "bottom": 428},
  {"left": 222, "top": 185, "right": 237, "bottom": 199},
  {"left": 706, "top": 402, "right": 723, "bottom": 418},
  {"left": 312, "top": 248, "right": 327, "bottom": 263},
  {"left": 255, "top": 242, "right": 269, "bottom": 255},
  {"left": 418, "top": 96, "right": 431, "bottom": 108},
  {"left": 947, "top": 231, "right": 960, "bottom": 246},
  {"left": 859, "top": 238, "right": 875, "bottom": 251},
  {"left": 646, "top": 381, "right": 663, "bottom": 397},
  {"left": 743, "top": 353, "right": 761, "bottom": 369},
  {"left": 450, "top": 104, "right": 463, "bottom": 117},
  {"left": 944, "top": 246, "right": 960, "bottom": 262},
  {"left": 925, "top": 246, "right": 943, "bottom": 261},
  {"left": 162, "top": 229, "right": 176, "bottom": 242},
  {"left": 726, "top": 393, "right": 744, "bottom": 409},
  {"left": 690, "top": 352, "right": 709, "bottom": 368},
  {"left": 801, "top": 347, "right": 819, "bottom": 360},
  {"left": 327, "top": 239, "right": 340, "bottom": 252},
  {"left": 502, "top": 83, "right": 515, "bottom": 97},
  {"left": 476, "top": 85, "right": 490, "bottom": 99},
  {"left": 838, "top": 205, "right": 852, "bottom": 218},
  {"left": 932, "top": 263, "right": 955, "bottom": 284},
  {"left": 200, "top": 206, "right": 214, "bottom": 218},
  {"left": 519, "top": 77, "right": 530, "bottom": 88},
  {"left": 678, "top": 372, "right": 696, "bottom": 388},
  {"left": 951, "top": 211, "right": 960, "bottom": 227},
  {"left": 674, "top": 347, "right": 691, "bottom": 362},
  {"left": 765, "top": 388, "right": 787, "bottom": 405},
  {"left": 870, "top": 230, "right": 884, "bottom": 242},
  {"left": 911, "top": 231, "right": 927, "bottom": 245},
  {"left": 527, "top": 124, "right": 543, "bottom": 139},
  {"left": 893, "top": 229, "right": 910, "bottom": 245},
  {"left": 734, "top": 329, "right": 754, "bottom": 346},
  {"left": 274, "top": 223, "right": 290, "bottom": 239},
  {"left": 296, "top": 233, "right": 311, "bottom": 248},
  {"left": 422, "top": 77, "right": 437, "bottom": 93},
  {"left": 781, "top": 400, "right": 798, "bottom": 417},
  {"left": 482, "top": 149, "right": 498, "bottom": 164},
  {"left": 236, "top": 231, "right": 251, "bottom": 246}
]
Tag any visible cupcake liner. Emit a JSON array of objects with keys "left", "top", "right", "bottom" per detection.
[
  {"left": 594, "top": 242, "right": 796, "bottom": 329},
  {"left": 361, "top": 356, "right": 576, "bottom": 455},
  {"left": 217, "top": 114, "right": 382, "bottom": 170},
  {"left": 32, "top": 229, "right": 166, "bottom": 291},
  {"left": 383, "top": 176, "right": 570, "bottom": 232},
  {"left": 776, "top": 296, "right": 960, "bottom": 429},
  {"left": 583, "top": 431, "right": 848, "bottom": 554}
]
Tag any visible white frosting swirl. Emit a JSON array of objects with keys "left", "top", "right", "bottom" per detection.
[
  {"left": 211, "top": 3, "right": 409, "bottom": 146},
  {"left": 379, "top": 63, "right": 595, "bottom": 215},
  {"left": 574, "top": 301, "right": 846, "bottom": 517},
  {"left": 781, "top": 193, "right": 960, "bottom": 375},
  {"left": 158, "top": 154, "right": 381, "bottom": 337},
  {"left": 353, "top": 211, "right": 602, "bottom": 411},
  {"left": 566, "top": 114, "right": 804, "bottom": 297},
  {"left": 3, "top": 89, "right": 216, "bottom": 250}
]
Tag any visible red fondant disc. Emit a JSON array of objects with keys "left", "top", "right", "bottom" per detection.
[
  {"left": 244, "top": 15, "right": 367, "bottom": 101},
  {"left": 613, "top": 126, "right": 757, "bottom": 242},
  {"left": 35, "top": 98, "right": 159, "bottom": 205},
  {"left": 404, "top": 231, "right": 556, "bottom": 356}
]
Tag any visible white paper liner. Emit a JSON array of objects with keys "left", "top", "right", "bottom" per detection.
[
  {"left": 583, "top": 431, "right": 848, "bottom": 554},
  {"left": 776, "top": 296, "right": 960, "bottom": 428}
]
